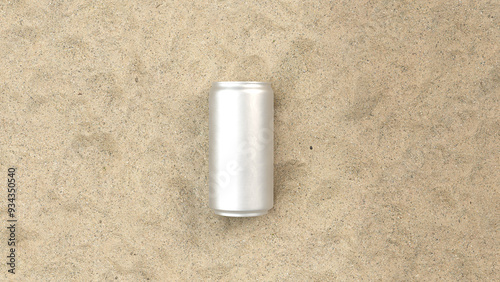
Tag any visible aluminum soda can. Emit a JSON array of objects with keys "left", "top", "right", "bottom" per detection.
[{"left": 209, "top": 81, "right": 274, "bottom": 217}]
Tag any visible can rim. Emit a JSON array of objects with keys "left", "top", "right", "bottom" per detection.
[{"left": 212, "top": 81, "right": 270, "bottom": 87}]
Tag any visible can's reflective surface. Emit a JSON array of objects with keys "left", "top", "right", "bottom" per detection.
[{"left": 209, "top": 82, "right": 274, "bottom": 217}]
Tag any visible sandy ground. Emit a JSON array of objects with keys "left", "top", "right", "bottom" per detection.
[{"left": 0, "top": 0, "right": 498, "bottom": 280}]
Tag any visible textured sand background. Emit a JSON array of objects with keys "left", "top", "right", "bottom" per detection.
[{"left": 0, "top": 0, "right": 499, "bottom": 280}]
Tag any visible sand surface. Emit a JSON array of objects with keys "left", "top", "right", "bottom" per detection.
[{"left": 1, "top": 0, "right": 498, "bottom": 280}]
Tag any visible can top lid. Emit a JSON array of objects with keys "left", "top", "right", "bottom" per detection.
[{"left": 212, "top": 81, "right": 271, "bottom": 88}]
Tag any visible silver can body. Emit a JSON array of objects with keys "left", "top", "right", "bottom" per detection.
[{"left": 209, "top": 82, "right": 274, "bottom": 217}]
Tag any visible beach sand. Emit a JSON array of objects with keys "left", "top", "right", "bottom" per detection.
[{"left": 0, "top": 0, "right": 498, "bottom": 280}]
